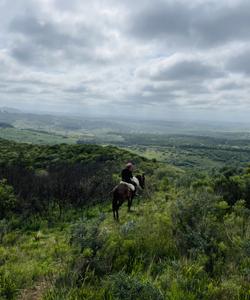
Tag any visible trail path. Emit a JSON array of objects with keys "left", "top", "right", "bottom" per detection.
[{"left": 18, "top": 279, "right": 50, "bottom": 300}]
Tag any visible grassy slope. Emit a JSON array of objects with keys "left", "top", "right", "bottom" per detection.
[
  {"left": 0, "top": 216, "right": 72, "bottom": 299},
  {"left": 1, "top": 194, "right": 168, "bottom": 299},
  {"left": 7, "top": 186, "right": 249, "bottom": 300},
  {"left": 0, "top": 138, "right": 159, "bottom": 299},
  {"left": 0, "top": 136, "right": 249, "bottom": 299}
]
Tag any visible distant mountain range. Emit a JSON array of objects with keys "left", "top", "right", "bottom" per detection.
[
  {"left": 0, "top": 107, "right": 22, "bottom": 113},
  {"left": 0, "top": 107, "right": 250, "bottom": 135}
]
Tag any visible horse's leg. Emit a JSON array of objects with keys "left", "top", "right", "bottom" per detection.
[
  {"left": 112, "top": 200, "right": 119, "bottom": 221},
  {"left": 113, "top": 206, "right": 118, "bottom": 220},
  {"left": 128, "top": 188, "right": 135, "bottom": 212},
  {"left": 128, "top": 196, "right": 132, "bottom": 212},
  {"left": 112, "top": 198, "right": 116, "bottom": 220},
  {"left": 113, "top": 194, "right": 122, "bottom": 221},
  {"left": 116, "top": 209, "right": 119, "bottom": 222}
]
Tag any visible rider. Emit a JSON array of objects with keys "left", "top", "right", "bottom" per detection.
[{"left": 121, "top": 162, "right": 137, "bottom": 195}]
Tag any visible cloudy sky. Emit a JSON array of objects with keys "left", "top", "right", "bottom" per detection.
[{"left": 1, "top": 0, "right": 250, "bottom": 121}]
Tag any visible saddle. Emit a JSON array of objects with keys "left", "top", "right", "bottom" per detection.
[
  {"left": 120, "top": 181, "right": 135, "bottom": 191},
  {"left": 119, "top": 177, "right": 139, "bottom": 192}
]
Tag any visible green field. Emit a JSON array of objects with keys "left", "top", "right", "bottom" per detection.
[
  {"left": 0, "top": 128, "right": 77, "bottom": 145},
  {"left": 2, "top": 124, "right": 250, "bottom": 171}
]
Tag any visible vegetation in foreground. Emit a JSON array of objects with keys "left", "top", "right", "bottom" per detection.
[{"left": 0, "top": 138, "right": 249, "bottom": 299}]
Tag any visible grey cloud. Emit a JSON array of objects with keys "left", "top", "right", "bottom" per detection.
[
  {"left": 227, "top": 49, "right": 250, "bottom": 75},
  {"left": 129, "top": 2, "right": 190, "bottom": 41},
  {"left": 9, "top": 15, "right": 106, "bottom": 67},
  {"left": 134, "top": 80, "right": 211, "bottom": 109},
  {"left": 53, "top": 0, "right": 82, "bottom": 11},
  {"left": 11, "top": 44, "right": 45, "bottom": 66},
  {"left": 151, "top": 60, "right": 223, "bottom": 81},
  {"left": 64, "top": 85, "right": 87, "bottom": 94},
  {"left": 194, "top": 2, "right": 250, "bottom": 47},
  {"left": 141, "top": 82, "right": 208, "bottom": 96},
  {"left": 10, "top": 42, "right": 68, "bottom": 68},
  {"left": 5, "top": 87, "right": 31, "bottom": 94},
  {"left": 0, "top": 76, "right": 59, "bottom": 89},
  {"left": 216, "top": 82, "right": 244, "bottom": 91},
  {"left": 128, "top": 1, "right": 250, "bottom": 47},
  {"left": 136, "top": 54, "right": 225, "bottom": 88},
  {"left": 0, "top": 84, "right": 35, "bottom": 94},
  {"left": 1, "top": 0, "right": 250, "bottom": 120},
  {"left": 10, "top": 16, "right": 102, "bottom": 49}
]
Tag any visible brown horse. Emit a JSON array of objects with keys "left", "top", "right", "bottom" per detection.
[{"left": 112, "top": 174, "right": 145, "bottom": 221}]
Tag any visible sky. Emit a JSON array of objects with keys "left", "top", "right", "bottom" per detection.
[{"left": 1, "top": 0, "right": 250, "bottom": 121}]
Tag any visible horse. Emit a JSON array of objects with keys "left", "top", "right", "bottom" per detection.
[{"left": 112, "top": 174, "right": 145, "bottom": 221}]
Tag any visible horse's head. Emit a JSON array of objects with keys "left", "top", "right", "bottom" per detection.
[{"left": 136, "top": 173, "right": 145, "bottom": 189}]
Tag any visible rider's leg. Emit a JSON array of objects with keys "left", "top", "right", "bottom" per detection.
[{"left": 132, "top": 182, "right": 138, "bottom": 197}]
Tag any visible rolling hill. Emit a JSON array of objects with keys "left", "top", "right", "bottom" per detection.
[{"left": 0, "top": 138, "right": 249, "bottom": 299}]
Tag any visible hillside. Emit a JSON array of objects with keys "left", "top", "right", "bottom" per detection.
[
  {"left": 0, "top": 138, "right": 154, "bottom": 215},
  {"left": 0, "top": 139, "right": 249, "bottom": 299}
]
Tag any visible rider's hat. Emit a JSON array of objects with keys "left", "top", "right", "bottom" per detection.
[{"left": 126, "top": 162, "right": 133, "bottom": 168}]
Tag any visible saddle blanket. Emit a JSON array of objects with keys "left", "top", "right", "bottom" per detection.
[
  {"left": 120, "top": 181, "right": 135, "bottom": 191},
  {"left": 120, "top": 177, "right": 139, "bottom": 191}
]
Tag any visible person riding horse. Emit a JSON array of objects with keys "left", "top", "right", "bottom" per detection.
[
  {"left": 112, "top": 162, "right": 145, "bottom": 221},
  {"left": 121, "top": 162, "right": 137, "bottom": 196}
]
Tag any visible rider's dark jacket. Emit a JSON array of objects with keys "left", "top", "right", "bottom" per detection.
[{"left": 121, "top": 168, "right": 133, "bottom": 184}]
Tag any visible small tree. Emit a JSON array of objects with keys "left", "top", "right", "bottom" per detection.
[{"left": 0, "top": 179, "right": 16, "bottom": 219}]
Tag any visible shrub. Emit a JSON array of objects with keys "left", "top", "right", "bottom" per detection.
[
  {"left": 0, "top": 271, "right": 18, "bottom": 300},
  {"left": 0, "top": 179, "right": 17, "bottom": 219},
  {"left": 103, "top": 272, "right": 164, "bottom": 300}
]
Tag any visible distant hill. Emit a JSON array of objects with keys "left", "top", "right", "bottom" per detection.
[
  {"left": 0, "top": 106, "right": 22, "bottom": 113},
  {"left": 0, "top": 122, "right": 14, "bottom": 128},
  {"left": 1, "top": 108, "right": 250, "bottom": 136}
]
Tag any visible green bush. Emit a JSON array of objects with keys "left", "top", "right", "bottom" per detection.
[
  {"left": 103, "top": 272, "right": 164, "bottom": 300},
  {"left": 0, "top": 180, "right": 16, "bottom": 219},
  {"left": 0, "top": 271, "right": 18, "bottom": 300}
]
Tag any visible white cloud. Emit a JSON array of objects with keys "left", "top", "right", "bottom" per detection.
[{"left": 0, "top": 0, "right": 250, "bottom": 120}]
